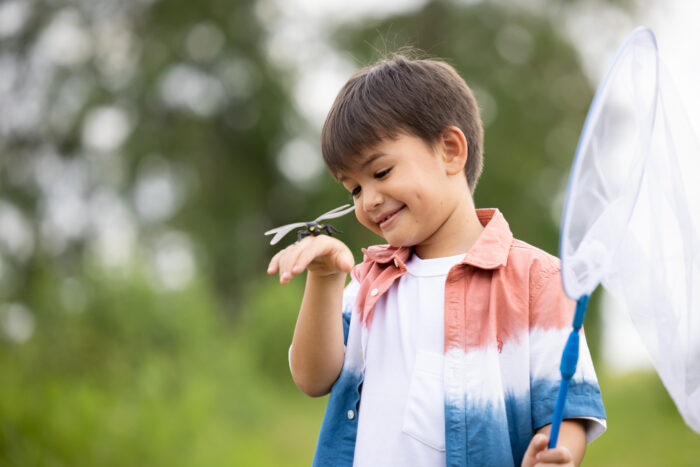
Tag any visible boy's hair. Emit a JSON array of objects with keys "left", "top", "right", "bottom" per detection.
[{"left": 321, "top": 54, "right": 484, "bottom": 193}]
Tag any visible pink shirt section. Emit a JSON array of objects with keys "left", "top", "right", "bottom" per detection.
[{"left": 352, "top": 208, "right": 576, "bottom": 354}]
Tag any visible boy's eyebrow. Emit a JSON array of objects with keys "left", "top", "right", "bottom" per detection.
[
  {"left": 338, "top": 153, "right": 388, "bottom": 182},
  {"left": 361, "top": 152, "right": 388, "bottom": 168}
]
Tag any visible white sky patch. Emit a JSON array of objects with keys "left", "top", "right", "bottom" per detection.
[
  {"left": 82, "top": 106, "right": 132, "bottom": 152},
  {"left": 0, "top": 201, "right": 35, "bottom": 262},
  {"left": 88, "top": 189, "right": 137, "bottom": 269},
  {"left": 1, "top": 303, "right": 35, "bottom": 344},
  {"left": 36, "top": 156, "right": 90, "bottom": 255},
  {"left": 158, "top": 63, "right": 226, "bottom": 117},
  {"left": 133, "top": 156, "right": 182, "bottom": 224},
  {"left": 94, "top": 19, "right": 141, "bottom": 90},
  {"left": 271, "top": 0, "right": 426, "bottom": 23},
  {"left": 0, "top": 0, "right": 31, "bottom": 39},
  {"left": 293, "top": 51, "right": 357, "bottom": 129},
  {"left": 149, "top": 231, "right": 196, "bottom": 291},
  {"left": 41, "top": 191, "right": 89, "bottom": 255},
  {"left": 276, "top": 137, "right": 324, "bottom": 186},
  {"left": 35, "top": 9, "right": 92, "bottom": 67}
]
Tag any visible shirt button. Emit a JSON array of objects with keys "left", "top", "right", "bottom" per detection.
[
  {"left": 347, "top": 410, "right": 355, "bottom": 420},
  {"left": 370, "top": 288, "right": 379, "bottom": 297}
]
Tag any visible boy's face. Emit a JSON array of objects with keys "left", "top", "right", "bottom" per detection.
[{"left": 338, "top": 133, "right": 459, "bottom": 251}]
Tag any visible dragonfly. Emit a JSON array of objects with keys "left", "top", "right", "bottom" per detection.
[{"left": 264, "top": 204, "right": 356, "bottom": 246}]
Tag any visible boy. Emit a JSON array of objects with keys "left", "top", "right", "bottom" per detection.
[{"left": 267, "top": 55, "right": 605, "bottom": 467}]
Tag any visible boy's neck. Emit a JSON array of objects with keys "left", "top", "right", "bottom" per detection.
[{"left": 413, "top": 193, "right": 484, "bottom": 259}]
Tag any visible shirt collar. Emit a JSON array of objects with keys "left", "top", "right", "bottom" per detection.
[
  {"left": 461, "top": 208, "right": 512, "bottom": 269},
  {"left": 361, "top": 208, "right": 512, "bottom": 270}
]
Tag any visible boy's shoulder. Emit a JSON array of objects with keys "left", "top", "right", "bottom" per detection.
[{"left": 509, "top": 238, "right": 561, "bottom": 276}]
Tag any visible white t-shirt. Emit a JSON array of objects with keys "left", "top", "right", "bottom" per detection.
[{"left": 353, "top": 252, "right": 466, "bottom": 467}]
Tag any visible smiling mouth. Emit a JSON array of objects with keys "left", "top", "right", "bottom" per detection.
[{"left": 378, "top": 206, "right": 405, "bottom": 229}]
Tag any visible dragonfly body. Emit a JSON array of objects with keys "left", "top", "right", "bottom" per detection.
[
  {"left": 298, "top": 222, "right": 342, "bottom": 242},
  {"left": 265, "top": 204, "right": 355, "bottom": 246}
]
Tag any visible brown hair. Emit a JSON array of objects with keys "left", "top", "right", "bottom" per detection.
[{"left": 321, "top": 54, "right": 484, "bottom": 192}]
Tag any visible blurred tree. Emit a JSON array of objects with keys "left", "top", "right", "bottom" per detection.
[{"left": 0, "top": 0, "right": 311, "bottom": 315}]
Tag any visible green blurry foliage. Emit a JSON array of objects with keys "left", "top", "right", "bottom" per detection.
[
  {"left": 0, "top": 267, "right": 324, "bottom": 466},
  {"left": 238, "top": 277, "right": 305, "bottom": 384},
  {"left": 586, "top": 371, "right": 700, "bottom": 465}
]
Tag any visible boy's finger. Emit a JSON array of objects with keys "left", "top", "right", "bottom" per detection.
[
  {"left": 536, "top": 447, "right": 572, "bottom": 464},
  {"left": 267, "top": 249, "right": 285, "bottom": 274},
  {"left": 279, "top": 245, "right": 305, "bottom": 284}
]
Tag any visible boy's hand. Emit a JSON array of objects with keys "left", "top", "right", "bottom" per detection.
[
  {"left": 267, "top": 235, "right": 354, "bottom": 284},
  {"left": 522, "top": 434, "right": 575, "bottom": 467}
]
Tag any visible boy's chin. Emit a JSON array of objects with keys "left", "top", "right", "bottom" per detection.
[{"left": 384, "top": 238, "right": 416, "bottom": 249}]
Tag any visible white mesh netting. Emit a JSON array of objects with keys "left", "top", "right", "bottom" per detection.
[{"left": 560, "top": 27, "right": 700, "bottom": 433}]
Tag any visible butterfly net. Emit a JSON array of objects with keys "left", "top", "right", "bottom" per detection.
[{"left": 560, "top": 27, "right": 700, "bottom": 432}]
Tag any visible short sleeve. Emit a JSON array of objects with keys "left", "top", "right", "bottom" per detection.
[{"left": 529, "top": 267, "right": 607, "bottom": 443}]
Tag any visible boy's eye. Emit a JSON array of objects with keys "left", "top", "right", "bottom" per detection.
[
  {"left": 351, "top": 186, "right": 361, "bottom": 198},
  {"left": 375, "top": 168, "right": 392, "bottom": 179}
]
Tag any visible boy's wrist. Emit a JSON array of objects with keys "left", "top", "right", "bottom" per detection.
[{"left": 307, "top": 269, "right": 347, "bottom": 283}]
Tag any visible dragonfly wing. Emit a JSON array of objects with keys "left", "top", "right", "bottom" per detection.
[
  {"left": 314, "top": 204, "right": 350, "bottom": 221},
  {"left": 265, "top": 222, "right": 306, "bottom": 245},
  {"left": 316, "top": 204, "right": 355, "bottom": 221}
]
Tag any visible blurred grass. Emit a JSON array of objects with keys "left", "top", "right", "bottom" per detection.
[
  {"left": 1, "top": 269, "right": 698, "bottom": 465},
  {"left": 586, "top": 370, "right": 700, "bottom": 466}
]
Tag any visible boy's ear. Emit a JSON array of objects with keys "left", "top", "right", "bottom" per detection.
[{"left": 440, "top": 126, "right": 468, "bottom": 176}]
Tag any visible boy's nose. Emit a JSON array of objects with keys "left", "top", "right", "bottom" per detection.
[{"left": 362, "top": 187, "right": 383, "bottom": 211}]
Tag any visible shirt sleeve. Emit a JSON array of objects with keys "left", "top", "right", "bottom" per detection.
[{"left": 528, "top": 265, "right": 607, "bottom": 443}]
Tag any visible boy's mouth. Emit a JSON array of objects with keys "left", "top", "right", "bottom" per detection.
[{"left": 376, "top": 206, "right": 405, "bottom": 229}]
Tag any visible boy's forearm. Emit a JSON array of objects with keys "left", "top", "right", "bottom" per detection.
[
  {"left": 536, "top": 420, "right": 587, "bottom": 465},
  {"left": 289, "top": 271, "right": 346, "bottom": 397}
]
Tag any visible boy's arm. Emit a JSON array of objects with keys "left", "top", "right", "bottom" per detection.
[
  {"left": 267, "top": 235, "right": 354, "bottom": 397},
  {"left": 521, "top": 420, "right": 586, "bottom": 467}
]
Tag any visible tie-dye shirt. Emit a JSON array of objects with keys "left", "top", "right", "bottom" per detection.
[{"left": 312, "top": 209, "right": 606, "bottom": 467}]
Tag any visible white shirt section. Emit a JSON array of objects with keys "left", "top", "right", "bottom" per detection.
[{"left": 353, "top": 253, "right": 465, "bottom": 467}]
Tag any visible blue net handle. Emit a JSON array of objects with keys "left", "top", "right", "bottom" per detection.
[{"left": 548, "top": 294, "right": 589, "bottom": 449}]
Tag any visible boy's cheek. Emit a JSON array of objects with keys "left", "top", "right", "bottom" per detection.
[{"left": 355, "top": 212, "right": 380, "bottom": 235}]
